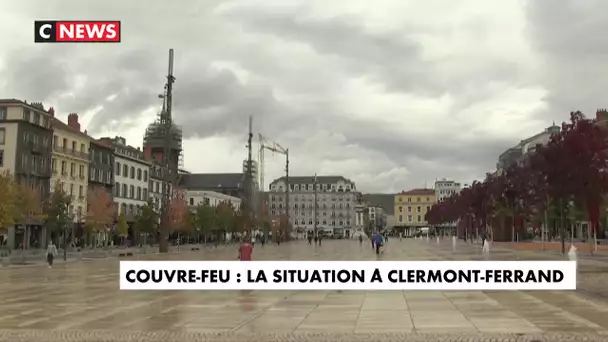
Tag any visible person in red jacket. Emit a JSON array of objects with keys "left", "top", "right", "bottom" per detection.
[{"left": 239, "top": 236, "right": 254, "bottom": 261}]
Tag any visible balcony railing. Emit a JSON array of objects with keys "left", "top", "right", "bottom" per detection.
[
  {"left": 28, "top": 142, "right": 46, "bottom": 154},
  {"left": 52, "top": 145, "right": 89, "bottom": 159}
]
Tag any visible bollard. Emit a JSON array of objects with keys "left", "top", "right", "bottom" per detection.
[
  {"left": 436, "top": 236, "right": 440, "bottom": 245},
  {"left": 482, "top": 239, "right": 491, "bottom": 259},
  {"left": 452, "top": 236, "right": 457, "bottom": 252},
  {"left": 568, "top": 245, "right": 577, "bottom": 262}
]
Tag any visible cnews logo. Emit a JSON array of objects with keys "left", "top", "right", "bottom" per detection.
[{"left": 34, "top": 21, "right": 121, "bottom": 43}]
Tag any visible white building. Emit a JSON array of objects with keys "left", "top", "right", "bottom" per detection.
[
  {"left": 496, "top": 123, "right": 560, "bottom": 171},
  {"left": 148, "top": 163, "right": 170, "bottom": 213},
  {"left": 100, "top": 136, "right": 150, "bottom": 221},
  {"left": 268, "top": 175, "right": 358, "bottom": 237},
  {"left": 186, "top": 189, "right": 242, "bottom": 208},
  {"left": 368, "top": 206, "right": 387, "bottom": 231},
  {"left": 434, "top": 179, "right": 462, "bottom": 202}
]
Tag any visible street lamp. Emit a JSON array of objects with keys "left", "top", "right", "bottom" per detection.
[{"left": 313, "top": 174, "right": 318, "bottom": 239}]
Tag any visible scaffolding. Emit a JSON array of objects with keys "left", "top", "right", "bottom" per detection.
[{"left": 143, "top": 108, "right": 183, "bottom": 167}]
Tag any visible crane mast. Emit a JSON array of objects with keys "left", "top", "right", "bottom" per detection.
[{"left": 258, "top": 134, "right": 290, "bottom": 238}]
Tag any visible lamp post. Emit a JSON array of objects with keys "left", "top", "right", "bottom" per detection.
[
  {"left": 63, "top": 219, "right": 67, "bottom": 261},
  {"left": 313, "top": 174, "right": 318, "bottom": 239}
]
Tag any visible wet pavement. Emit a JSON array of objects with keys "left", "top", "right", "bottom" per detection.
[{"left": 1, "top": 239, "right": 608, "bottom": 341}]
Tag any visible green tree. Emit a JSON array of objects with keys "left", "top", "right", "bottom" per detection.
[
  {"left": 116, "top": 213, "right": 129, "bottom": 244},
  {"left": 215, "top": 201, "right": 235, "bottom": 243},
  {"left": 195, "top": 202, "right": 215, "bottom": 243},
  {"left": 44, "top": 181, "right": 73, "bottom": 247},
  {"left": 134, "top": 199, "right": 158, "bottom": 246}
]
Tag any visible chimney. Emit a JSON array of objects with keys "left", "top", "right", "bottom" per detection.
[
  {"left": 67, "top": 113, "right": 80, "bottom": 131},
  {"left": 48, "top": 107, "right": 55, "bottom": 117},
  {"left": 597, "top": 109, "right": 608, "bottom": 122}
]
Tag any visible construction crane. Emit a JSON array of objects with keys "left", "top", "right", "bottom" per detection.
[
  {"left": 258, "top": 134, "right": 290, "bottom": 237},
  {"left": 258, "top": 134, "right": 288, "bottom": 191}
]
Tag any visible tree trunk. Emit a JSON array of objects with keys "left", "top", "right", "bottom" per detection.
[
  {"left": 587, "top": 201, "right": 600, "bottom": 256},
  {"left": 510, "top": 214, "right": 514, "bottom": 243},
  {"left": 559, "top": 198, "right": 565, "bottom": 254},
  {"left": 540, "top": 195, "right": 549, "bottom": 251}
]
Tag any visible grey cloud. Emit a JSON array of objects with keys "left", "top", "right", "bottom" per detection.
[
  {"left": 0, "top": 1, "right": 553, "bottom": 193},
  {"left": 221, "top": 6, "right": 527, "bottom": 99},
  {"left": 220, "top": 8, "right": 433, "bottom": 93},
  {"left": 525, "top": 0, "right": 608, "bottom": 120},
  {"left": 0, "top": 46, "right": 71, "bottom": 102}
]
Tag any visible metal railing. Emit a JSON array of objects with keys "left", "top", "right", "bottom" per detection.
[{"left": 52, "top": 145, "right": 89, "bottom": 159}]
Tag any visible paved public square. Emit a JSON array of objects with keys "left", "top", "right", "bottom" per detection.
[{"left": 1, "top": 239, "right": 608, "bottom": 342}]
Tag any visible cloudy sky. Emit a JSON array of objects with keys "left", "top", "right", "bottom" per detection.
[{"left": 1, "top": 0, "right": 606, "bottom": 193}]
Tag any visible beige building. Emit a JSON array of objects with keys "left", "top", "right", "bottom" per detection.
[
  {"left": 394, "top": 189, "right": 437, "bottom": 236},
  {"left": 51, "top": 113, "right": 92, "bottom": 223}
]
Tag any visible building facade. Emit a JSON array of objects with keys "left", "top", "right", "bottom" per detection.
[
  {"left": 434, "top": 179, "right": 461, "bottom": 202},
  {"left": 496, "top": 123, "right": 560, "bottom": 171},
  {"left": 0, "top": 100, "right": 54, "bottom": 249},
  {"left": 268, "top": 176, "right": 358, "bottom": 237},
  {"left": 185, "top": 190, "right": 242, "bottom": 208},
  {"left": 354, "top": 203, "right": 367, "bottom": 234},
  {"left": 394, "top": 189, "right": 436, "bottom": 236},
  {"left": 51, "top": 113, "right": 91, "bottom": 224},
  {"left": 88, "top": 140, "right": 114, "bottom": 194},
  {"left": 367, "top": 206, "right": 387, "bottom": 231},
  {"left": 99, "top": 137, "right": 150, "bottom": 222},
  {"left": 148, "top": 163, "right": 165, "bottom": 212},
  {"left": 362, "top": 193, "right": 395, "bottom": 230}
]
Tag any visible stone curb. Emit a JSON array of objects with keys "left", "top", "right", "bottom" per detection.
[
  {"left": 0, "top": 331, "right": 606, "bottom": 342},
  {"left": 0, "top": 249, "right": 205, "bottom": 269}
]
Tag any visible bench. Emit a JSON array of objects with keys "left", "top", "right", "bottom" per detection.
[
  {"left": 191, "top": 247, "right": 200, "bottom": 251},
  {"left": 118, "top": 252, "right": 134, "bottom": 257}
]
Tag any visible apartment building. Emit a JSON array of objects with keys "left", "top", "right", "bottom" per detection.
[
  {"left": 496, "top": 123, "right": 560, "bottom": 172},
  {"left": 0, "top": 99, "right": 53, "bottom": 249},
  {"left": 99, "top": 137, "right": 150, "bottom": 222},
  {"left": 434, "top": 179, "right": 461, "bottom": 202},
  {"left": 51, "top": 113, "right": 91, "bottom": 223},
  {"left": 89, "top": 140, "right": 114, "bottom": 194},
  {"left": 268, "top": 175, "right": 358, "bottom": 237},
  {"left": 148, "top": 163, "right": 168, "bottom": 212},
  {"left": 394, "top": 189, "right": 436, "bottom": 236}
]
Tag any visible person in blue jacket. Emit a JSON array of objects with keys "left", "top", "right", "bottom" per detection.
[{"left": 374, "top": 232, "right": 383, "bottom": 255}]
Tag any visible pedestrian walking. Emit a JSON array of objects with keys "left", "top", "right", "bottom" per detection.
[
  {"left": 359, "top": 235, "right": 363, "bottom": 245},
  {"left": 308, "top": 235, "right": 313, "bottom": 245},
  {"left": 46, "top": 241, "right": 58, "bottom": 268},
  {"left": 374, "top": 232, "right": 383, "bottom": 255},
  {"left": 238, "top": 237, "right": 254, "bottom": 261}
]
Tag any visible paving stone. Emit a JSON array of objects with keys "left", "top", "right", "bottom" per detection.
[
  {"left": 2, "top": 331, "right": 607, "bottom": 342},
  {"left": 1, "top": 240, "right": 608, "bottom": 340}
]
